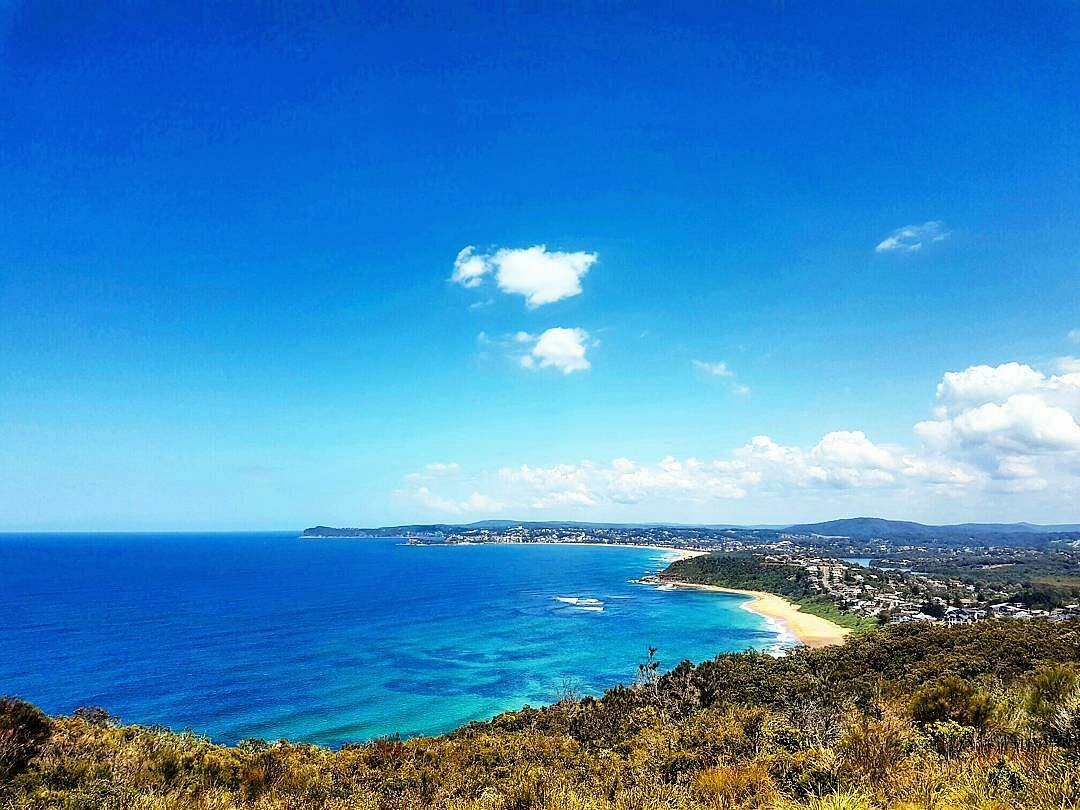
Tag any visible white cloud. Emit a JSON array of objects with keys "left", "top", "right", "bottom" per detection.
[
  {"left": 935, "top": 362, "right": 1045, "bottom": 412},
  {"left": 525, "top": 327, "right": 591, "bottom": 374},
  {"left": 493, "top": 246, "right": 596, "bottom": 307},
  {"left": 733, "top": 385, "right": 752, "bottom": 396},
  {"left": 1069, "top": 329, "right": 1080, "bottom": 344},
  {"left": 812, "top": 430, "right": 897, "bottom": 471},
  {"left": 449, "top": 244, "right": 597, "bottom": 307},
  {"left": 450, "top": 246, "right": 490, "bottom": 288},
  {"left": 693, "top": 360, "right": 734, "bottom": 377},
  {"left": 875, "top": 221, "right": 949, "bottom": 253}
]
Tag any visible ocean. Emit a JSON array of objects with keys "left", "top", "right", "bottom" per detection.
[{"left": 0, "top": 532, "right": 779, "bottom": 746}]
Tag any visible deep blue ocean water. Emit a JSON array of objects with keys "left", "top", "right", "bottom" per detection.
[{"left": 0, "top": 533, "right": 779, "bottom": 746}]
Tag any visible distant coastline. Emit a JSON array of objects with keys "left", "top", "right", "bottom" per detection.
[
  {"left": 301, "top": 532, "right": 711, "bottom": 560},
  {"left": 406, "top": 539, "right": 708, "bottom": 560}
]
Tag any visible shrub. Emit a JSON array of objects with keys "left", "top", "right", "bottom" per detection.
[
  {"left": 694, "top": 761, "right": 775, "bottom": 808},
  {"left": 1024, "top": 663, "right": 1080, "bottom": 748},
  {"left": 910, "top": 676, "right": 997, "bottom": 730},
  {"left": 835, "top": 711, "right": 914, "bottom": 785},
  {"left": 0, "top": 696, "right": 52, "bottom": 779},
  {"left": 72, "top": 705, "right": 118, "bottom": 726}
]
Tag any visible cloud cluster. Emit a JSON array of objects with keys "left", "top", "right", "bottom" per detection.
[
  {"left": 875, "top": 221, "right": 949, "bottom": 253},
  {"left": 914, "top": 361, "right": 1080, "bottom": 490},
  {"left": 454, "top": 244, "right": 597, "bottom": 376},
  {"left": 397, "top": 358, "right": 1080, "bottom": 516},
  {"left": 451, "top": 244, "right": 597, "bottom": 307},
  {"left": 490, "top": 429, "right": 973, "bottom": 511}
]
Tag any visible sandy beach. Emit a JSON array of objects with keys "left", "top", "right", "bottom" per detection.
[
  {"left": 630, "top": 545, "right": 708, "bottom": 560},
  {"left": 661, "top": 579, "right": 850, "bottom": 648},
  {"left": 517, "top": 541, "right": 708, "bottom": 560}
]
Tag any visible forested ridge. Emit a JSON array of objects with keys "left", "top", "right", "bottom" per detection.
[
  {"left": 662, "top": 555, "right": 822, "bottom": 598},
  {"left": 659, "top": 554, "right": 878, "bottom": 630},
  {"left": 5, "top": 621, "right": 1080, "bottom": 808}
]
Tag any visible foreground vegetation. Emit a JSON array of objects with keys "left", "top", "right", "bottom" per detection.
[{"left": 5, "top": 621, "right": 1080, "bottom": 809}]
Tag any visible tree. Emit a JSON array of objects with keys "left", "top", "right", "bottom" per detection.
[
  {"left": 921, "top": 601, "right": 947, "bottom": 619},
  {"left": 638, "top": 646, "right": 662, "bottom": 706}
]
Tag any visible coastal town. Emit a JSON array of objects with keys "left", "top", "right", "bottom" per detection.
[{"left": 657, "top": 552, "right": 1080, "bottom": 626}]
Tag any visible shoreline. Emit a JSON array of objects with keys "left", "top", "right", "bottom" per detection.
[
  {"left": 403, "top": 539, "right": 709, "bottom": 560},
  {"left": 659, "top": 579, "right": 851, "bottom": 648}
]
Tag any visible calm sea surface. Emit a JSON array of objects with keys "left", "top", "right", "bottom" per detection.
[{"left": 0, "top": 533, "right": 778, "bottom": 746}]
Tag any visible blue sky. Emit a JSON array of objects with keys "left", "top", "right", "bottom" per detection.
[{"left": 1, "top": 2, "right": 1078, "bottom": 530}]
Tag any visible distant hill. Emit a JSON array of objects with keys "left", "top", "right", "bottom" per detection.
[
  {"left": 783, "top": 516, "right": 1080, "bottom": 538},
  {"left": 303, "top": 516, "right": 1080, "bottom": 541}
]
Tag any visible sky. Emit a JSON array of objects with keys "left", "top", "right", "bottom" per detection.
[{"left": 1, "top": 2, "right": 1078, "bottom": 531}]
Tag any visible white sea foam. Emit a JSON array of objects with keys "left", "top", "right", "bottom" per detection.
[
  {"left": 554, "top": 596, "right": 605, "bottom": 611},
  {"left": 555, "top": 596, "right": 602, "bottom": 604},
  {"left": 760, "top": 615, "right": 797, "bottom": 655}
]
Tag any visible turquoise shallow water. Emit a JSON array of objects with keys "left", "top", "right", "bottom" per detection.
[{"left": 0, "top": 533, "right": 779, "bottom": 746}]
